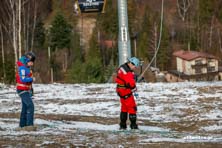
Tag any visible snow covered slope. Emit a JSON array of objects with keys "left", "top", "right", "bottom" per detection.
[{"left": 0, "top": 82, "right": 222, "bottom": 147}]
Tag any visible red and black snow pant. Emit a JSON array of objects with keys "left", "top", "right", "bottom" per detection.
[
  {"left": 120, "top": 95, "right": 137, "bottom": 114},
  {"left": 116, "top": 86, "right": 137, "bottom": 114}
]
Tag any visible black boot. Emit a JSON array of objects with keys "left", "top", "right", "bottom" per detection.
[
  {"left": 119, "top": 112, "right": 128, "bottom": 130},
  {"left": 129, "top": 114, "right": 138, "bottom": 129}
]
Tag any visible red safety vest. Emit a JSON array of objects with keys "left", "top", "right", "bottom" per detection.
[{"left": 16, "top": 61, "right": 32, "bottom": 90}]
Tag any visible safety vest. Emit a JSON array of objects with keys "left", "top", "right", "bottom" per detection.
[{"left": 16, "top": 61, "right": 32, "bottom": 90}]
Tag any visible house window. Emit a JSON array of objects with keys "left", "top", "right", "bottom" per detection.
[
  {"left": 195, "top": 59, "right": 202, "bottom": 65},
  {"left": 195, "top": 68, "right": 202, "bottom": 74},
  {"left": 208, "top": 59, "right": 213, "bottom": 63},
  {"left": 207, "top": 66, "right": 215, "bottom": 72}
]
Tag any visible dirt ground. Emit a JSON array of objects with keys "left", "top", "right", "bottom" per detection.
[
  {"left": 0, "top": 83, "right": 222, "bottom": 147},
  {"left": 0, "top": 113, "right": 221, "bottom": 148}
]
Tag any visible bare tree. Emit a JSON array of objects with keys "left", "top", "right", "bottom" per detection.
[
  {"left": 177, "top": 0, "right": 191, "bottom": 21},
  {"left": 8, "top": 0, "right": 19, "bottom": 64},
  {"left": 209, "top": 16, "right": 215, "bottom": 49},
  {"left": 0, "top": 0, "right": 36, "bottom": 72},
  {"left": 218, "top": 28, "right": 222, "bottom": 53},
  {"left": 30, "top": 0, "right": 37, "bottom": 51},
  {"left": 19, "top": 0, "right": 22, "bottom": 57},
  {"left": 149, "top": 22, "right": 158, "bottom": 67},
  {"left": 0, "top": 25, "right": 6, "bottom": 83},
  {"left": 25, "top": 1, "right": 30, "bottom": 51}
]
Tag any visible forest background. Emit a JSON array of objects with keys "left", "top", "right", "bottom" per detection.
[{"left": 0, "top": 0, "right": 222, "bottom": 84}]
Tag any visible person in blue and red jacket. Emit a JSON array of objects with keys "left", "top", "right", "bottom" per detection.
[
  {"left": 115, "top": 57, "right": 140, "bottom": 130},
  {"left": 16, "top": 52, "right": 36, "bottom": 128}
]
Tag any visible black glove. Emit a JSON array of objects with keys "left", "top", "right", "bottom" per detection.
[{"left": 137, "top": 77, "right": 145, "bottom": 82}]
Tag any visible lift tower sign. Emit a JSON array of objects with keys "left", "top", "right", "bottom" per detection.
[
  {"left": 78, "top": 0, "right": 106, "bottom": 13},
  {"left": 117, "top": 0, "right": 131, "bottom": 65}
]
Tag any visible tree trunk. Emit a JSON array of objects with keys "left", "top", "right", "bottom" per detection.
[
  {"left": 218, "top": 28, "right": 222, "bottom": 53},
  {"left": 30, "top": 0, "right": 37, "bottom": 51},
  {"left": 197, "top": 0, "right": 200, "bottom": 47},
  {"left": 177, "top": 0, "right": 191, "bottom": 22},
  {"left": 48, "top": 46, "right": 53, "bottom": 83},
  {"left": 0, "top": 26, "right": 6, "bottom": 83},
  {"left": 154, "top": 22, "right": 157, "bottom": 68},
  {"left": 18, "top": 0, "right": 22, "bottom": 57},
  {"left": 209, "top": 16, "right": 214, "bottom": 49},
  {"left": 9, "top": 0, "right": 18, "bottom": 71},
  {"left": 23, "top": 1, "right": 27, "bottom": 52},
  {"left": 26, "top": 1, "right": 31, "bottom": 51}
]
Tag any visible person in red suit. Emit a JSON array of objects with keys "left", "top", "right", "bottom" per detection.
[{"left": 115, "top": 57, "right": 140, "bottom": 130}]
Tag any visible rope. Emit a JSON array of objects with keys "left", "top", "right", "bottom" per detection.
[{"left": 138, "top": 0, "right": 164, "bottom": 81}]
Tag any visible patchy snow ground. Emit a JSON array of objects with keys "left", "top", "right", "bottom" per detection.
[{"left": 0, "top": 81, "right": 222, "bottom": 147}]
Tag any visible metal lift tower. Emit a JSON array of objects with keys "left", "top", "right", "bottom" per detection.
[{"left": 117, "top": 0, "right": 131, "bottom": 65}]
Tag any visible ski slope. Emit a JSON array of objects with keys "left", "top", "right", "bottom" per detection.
[{"left": 0, "top": 82, "right": 222, "bottom": 147}]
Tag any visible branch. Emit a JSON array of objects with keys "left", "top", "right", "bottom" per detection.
[
  {"left": 22, "top": 0, "right": 29, "bottom": 6},
  {"left": 177, "top": 0, "right": 191, "bottom": 21}
]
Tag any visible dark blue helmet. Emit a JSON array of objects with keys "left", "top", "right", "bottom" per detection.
[{"left": 25, "top": 52, "right": 36, "bottom": 62}]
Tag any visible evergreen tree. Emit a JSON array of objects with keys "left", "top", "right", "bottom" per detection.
[
  {"left": 199, "top": 0, "right": 214, "bottom": 24},
  {"left": 96, "top": 0, "right": 118, "bottom": 79},
  {"left": 98, "top": 0, "right": 118, "bottom": 37},
  {"left": 49, "top": 13, "right": 72, "bottom": 51},
  {"left": 157, "top": 25, "right": 170, "bottom": 71},
  {"left": 34, "top": 20, "right": 45, "bottom": 49},
  {"left": 127, "top": 0, "right": 137, "bottom": 36},
  {"left": 85, "top": 27, "right": 104, "bottom": 83},
  {"left": 137, "top": 6, "right": 152, "bottom": 60},
  {"left": 65, "top": 60, "right": 86, "bottom": 83},
  {"left": 4, "top": 58, "right": 14, "bottom": 84},
  {"left": 66, "top": 26, "right": 104, "bottom": 83},
  {"left": 217, "top": 1, "right": 222, "bottom": 23}
]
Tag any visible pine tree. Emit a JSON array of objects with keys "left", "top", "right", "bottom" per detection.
[
  {"left": 157, "top": 25, "right": 171, "bottom": 71},
  {"left": 98, "top": 0, "right": 118, "bottom": 37},
  {"left": 137, "top": 6, "right": 152, "bottom": 60},
  {"left": 34, "top": 20, "right": 45, "bottom": 49},
  {"left": 85, "top": 27, "right": 104, "bottom": 83},
  {"left": 199, "top": 0, "right": 214, "bottom": 24},
  {"left": 49, "top": 13, "right": 72, "bottom": 51},
  {"left": 127, "top": 0, "right": 137, "bottom": 36}
]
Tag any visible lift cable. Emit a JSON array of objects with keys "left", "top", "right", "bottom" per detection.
[{"left": 138, "top": 0, "right": 164, "bottom": 81}]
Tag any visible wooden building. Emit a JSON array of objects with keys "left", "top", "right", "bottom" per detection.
[{"left": 166, "top": 50, "right": 220, "bottom": 82}]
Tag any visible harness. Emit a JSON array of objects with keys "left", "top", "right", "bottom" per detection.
[
  {"left": 116, "top": 77, "right": 133, "bottom": 99},
  {"left": 117, "top": 92, "right": 132, "bottom": 99},
  {"left": 117, "top": 84, "right": 126, "bottom": 88}
]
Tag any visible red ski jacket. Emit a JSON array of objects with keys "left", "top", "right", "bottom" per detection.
[{"left": 115, "top": 63, "right": 137, "bottom": 99}]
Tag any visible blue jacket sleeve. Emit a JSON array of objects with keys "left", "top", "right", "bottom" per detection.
[{"left": 18, "top": 66, "right": 33, "bottom": 83}]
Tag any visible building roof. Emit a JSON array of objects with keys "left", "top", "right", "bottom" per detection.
[
  {"left": 100, "top": 40, "right": 115, "bottom": 49},
  {"left": 173, "top": 50, "right": 218, "bottom": 61}
]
